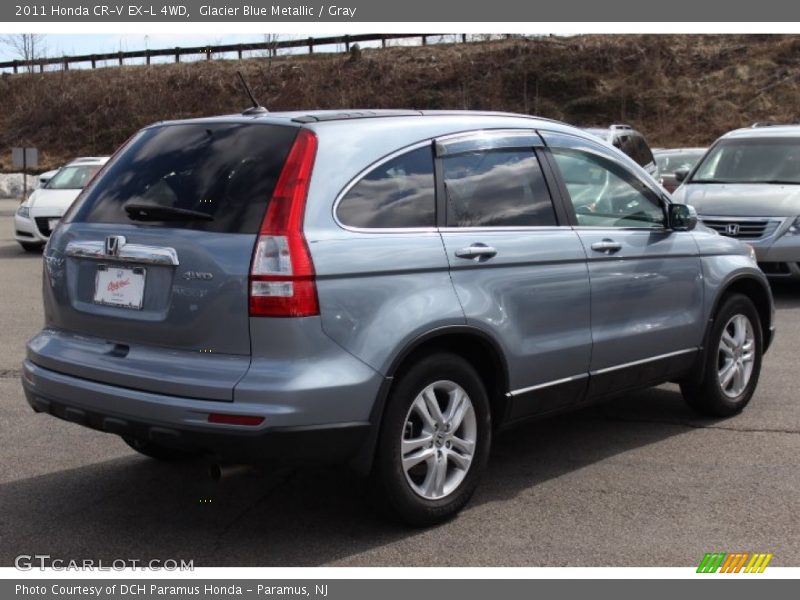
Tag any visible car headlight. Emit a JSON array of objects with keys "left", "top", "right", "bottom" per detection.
[
  {"left": 743, "top": 243, "right": 757, "bottom": 263},
  {"left": 16, "top": 205, "right": 30, "bottom": 219}
]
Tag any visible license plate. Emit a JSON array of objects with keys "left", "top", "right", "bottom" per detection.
[
  {"left": 93, "top": 266, "right": 146, "bottom": 309},
  {"left": 48, "top": 218, "right": 59, "bottom": 231}
]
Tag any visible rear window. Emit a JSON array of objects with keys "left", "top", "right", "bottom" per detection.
[
  {"left": 336, "top": 146, "right": 436, "bottom": 229},
  {"left": 71, "top": 123, "right": 298, "bottom": 234}
]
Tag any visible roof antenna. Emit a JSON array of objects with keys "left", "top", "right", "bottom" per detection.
[{"left": 237, "top": 71, "right": 268, "bottom": 115}]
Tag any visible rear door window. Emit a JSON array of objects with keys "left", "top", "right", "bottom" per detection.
[
  {"left": 442, "top": 149, "right": 557, "bottom": 227},
  {"left": 336, "top": 146, "right": 436, "bottom": 228},
  {"left": 70, "top": 123, "right": 298, "bottom": 234}
]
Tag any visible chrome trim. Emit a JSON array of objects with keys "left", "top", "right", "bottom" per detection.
[
  {"left": 572, "top": 226, "right": 669, "bottom": 232},
  {"left": 699, "top": 215, "right": 787, "bottom": 222},
  {"left": 590, "top": 348, "right": 697, "bottom": 376},
  {"left": 65, "top": 240, "right": 179, "bottom": 266},
  {"left": 438, "top": 226, "right": 564, "bottom": 233},
  {"left": 505, "top": 348, "right": 698, "bottom": 397},
  {"left": 506, "top": 374, "right": 588, "bottom": 398},
  {"left": 435, "top": 129, "right": 542, "bottom": 157}
]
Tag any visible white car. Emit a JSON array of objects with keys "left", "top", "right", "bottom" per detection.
[{"left": 15, "top": 157, "right": 108, "bottom": 252}]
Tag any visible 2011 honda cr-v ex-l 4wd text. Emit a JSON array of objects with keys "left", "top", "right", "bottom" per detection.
[{"left": 23, "top": 109, "right": 774, "bottom": 525}]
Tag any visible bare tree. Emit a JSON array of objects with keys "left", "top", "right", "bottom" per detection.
[{"left": 0, "top": 34, "right": 47, "bottom": 72}]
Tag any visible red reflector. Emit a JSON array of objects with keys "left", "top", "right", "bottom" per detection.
[{"left": 208, "top": 413, "right": 265, "bottom": 426}]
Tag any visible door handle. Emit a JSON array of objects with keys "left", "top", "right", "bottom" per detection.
[
  {"left": 454, "top": 244, "right": 498, "bottom": 260},
  {"left": 590, "top": 239, "right": 622, "bottom": 254}
]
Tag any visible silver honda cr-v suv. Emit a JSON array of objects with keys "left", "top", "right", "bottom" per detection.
[{"left": 23, "top": 110, "right": 774, "bottom": 525}]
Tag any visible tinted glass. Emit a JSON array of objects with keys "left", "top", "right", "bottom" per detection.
[
  {"left": 551, "top": 148, "right": 664, "bottom": 228},
  {"left": 72, "top": 123, "right": 298, "bottom": 233},
  {"left": 639, "top": 137, "right": 655, "bottom": 166},
  {"left": 337, "top": 146, "right": 435, "bottom": 228},
  {"left": 46, "top": 165, "right": 102, "bottom": 190},
  {"left": 631, "top": 136, "right": 653, "bottom": 166},
  {"left": 691, "top": 138, "right": 800, "bottom": 184},
  {"left": 442, "top": 149, "right": 556, "bottom": 227}
]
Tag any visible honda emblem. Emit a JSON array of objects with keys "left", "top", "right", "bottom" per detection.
[{"left": 725, "top": 223, "right": 740, "bottom": 236}]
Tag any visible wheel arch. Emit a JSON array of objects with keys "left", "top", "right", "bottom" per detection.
[
  {"left": 349, "top": 326, "right": 511, "bottom": 475},
  {"left": 714, "top": 275, "right": 773, "bottom": 351},
  {"left": 684, "top": 273, "right": 773, "bottom": 386}
]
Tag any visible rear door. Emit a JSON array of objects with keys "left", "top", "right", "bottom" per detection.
[
  {"left": 435, "top": 131, "right": 592, "bottom": 420},
  {"left": 38, "top": 122, "right": 299, "bottom": 400},
  {"left": 541, "top": 131, "right": 704, "bottom": 396}
]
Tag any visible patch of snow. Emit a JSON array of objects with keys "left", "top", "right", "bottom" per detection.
[{"left": 0, "top": 173, "right": 40, "bottom": 199}]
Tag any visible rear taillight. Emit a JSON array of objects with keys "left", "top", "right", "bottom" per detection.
[{"left": 250, "top": 128, "right": 319, "bottom": 317}]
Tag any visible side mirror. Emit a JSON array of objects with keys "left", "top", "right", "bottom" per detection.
[
  {"left": 668, "top": 203, "right": 698, "bottom": 231},
  {"left": 674, "top": 167, "right": 690, "bottom": 183}
]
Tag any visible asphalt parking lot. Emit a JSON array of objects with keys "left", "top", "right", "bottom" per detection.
[{"left": 1, "top": 197, "right": 799, "bottom": 567}]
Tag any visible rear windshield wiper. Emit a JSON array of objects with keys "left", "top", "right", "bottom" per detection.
[{"left": 124, "top": 203, "right": 214, "bottom": 222}]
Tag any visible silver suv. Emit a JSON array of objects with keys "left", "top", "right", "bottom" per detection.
[
  {"left": 672, "top": 125, "right": 800, "bottom": 279},
  {"left": 23, "top": 110, "right": 774, "bottom": 525}
]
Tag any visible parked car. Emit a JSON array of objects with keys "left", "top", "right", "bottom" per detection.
[
  {"left": 22, "top": 110, "right": 774, "bottom": 525},
  {"left": 654, "top": 147, "right": 707, "bottom": 192},
  {"left": 672, "top": 125, "right": 800, "bottom": 278},
  {"left": 15, "top": 156, "right": 109, "bottom": 252},
  {"left": 584, "top": 124, "right": 659, "bottom": 179}
]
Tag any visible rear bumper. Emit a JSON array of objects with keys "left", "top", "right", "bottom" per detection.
[{"left": 22, "top": 359, "right": 373, "bottom": 464}]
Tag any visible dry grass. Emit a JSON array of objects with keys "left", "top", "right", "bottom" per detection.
[{"left": 2, "top": 34, "right": 799, "bottom": 171}]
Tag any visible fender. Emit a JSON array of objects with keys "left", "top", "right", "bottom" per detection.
[{"left": 348, "top": 325, "right": 510, "bottom": 475}]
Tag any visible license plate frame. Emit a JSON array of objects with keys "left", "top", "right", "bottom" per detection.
[{"left": 92, "top": 264, "right": 146, "bottom": 310}]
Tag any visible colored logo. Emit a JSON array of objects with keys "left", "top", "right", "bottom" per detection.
[{"left": 697, "top": 552, "right": 773, "bottom": 573}]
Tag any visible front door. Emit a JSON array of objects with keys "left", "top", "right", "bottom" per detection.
[{"left": 541, "top": 132, "right": 705, "bottom": 397}]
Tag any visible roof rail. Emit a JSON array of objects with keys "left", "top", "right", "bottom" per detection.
[{"left": 291, "top": 110, "right": 423, "bottom": 123}]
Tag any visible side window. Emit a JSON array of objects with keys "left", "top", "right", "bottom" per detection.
[
  {"left": 442, "top": 149, "right": 557, "bottom": 227},
  {"left": 550, "top": 148, "right": 665, "bottom": 229},
  {"left": 638, "top": 137, "right": 655, "bottom": 166},
  {"left": 630, "top": 135, "right": 653, "bottom": 167},
  {"left": 337, "top": 146, "right": 435, "bottom": 228}
]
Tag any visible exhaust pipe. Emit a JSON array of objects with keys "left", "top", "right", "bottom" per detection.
[{"left": 209, "top": 463, "right": 254, "bottom": 481}]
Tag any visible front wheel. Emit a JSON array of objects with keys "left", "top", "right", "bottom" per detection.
[
  {"left": 372, "top": 353, "right": 491, "bottom": 526},
  {"left": 681, "top": 294, "right": 763, "bottom": 417}
]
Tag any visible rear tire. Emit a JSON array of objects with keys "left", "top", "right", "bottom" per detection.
[
  {"left": 681, "top": 294, "right": 763, "bottom": 417},
  {"left": 19, "top": 242, "right": 43, "bottom": 253},
  {"left": 123, "top": 436, "right": 199, "bottom": 461},
  {"left": 372, "top": 353, "right": 491, "bottom": 526}
]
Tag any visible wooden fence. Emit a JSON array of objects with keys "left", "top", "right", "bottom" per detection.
[{"left": 0, "top": 33, "right": 481, "bottom": 74}]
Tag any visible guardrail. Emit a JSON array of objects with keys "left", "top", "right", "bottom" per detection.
[{"left": 0, "top": 33, "right": 477, "bottom": 73}]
